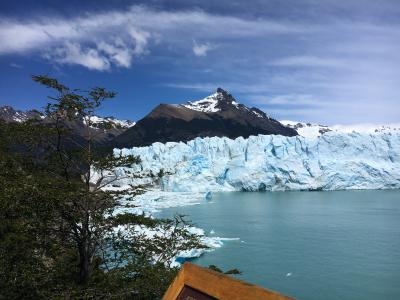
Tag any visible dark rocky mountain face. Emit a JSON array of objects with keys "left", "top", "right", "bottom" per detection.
[
  {"left": 113, "top": 88, "right": 298, "bottom": 148},
  {"left": 0, "top": 106, "right": 43, "bottom": 123},
  {"left": 0, "top": 105, "right": 135, "bottom": 146}
]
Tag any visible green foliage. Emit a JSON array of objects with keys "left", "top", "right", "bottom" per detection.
[
  {"left": 0, "top": 76, "right": 206, "bottom": 299},
  {"left": 208, "top": 265, "right": 242, "bottom": 275},
  {"left": 224, "top": 268, "right": 242, "bottom": 275}
]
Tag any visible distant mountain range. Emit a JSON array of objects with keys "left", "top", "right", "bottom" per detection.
[
  {"left": 0, "top": 106, "right": 43, "bottom": 123},
  {"left": 1, "top": 88, "right": 297, "bottom": 148},
  {"left": 113, "top": 88, "right": 297, "bottom": 148},
  {"left": 0, "top": 105, "right": 135, "bottom": 145},
  {"left": 3, "top": 90, "right": 399, "bottom": 149},
  {"left": 281, "top": 120, "right": 400, "bottom": 138}
]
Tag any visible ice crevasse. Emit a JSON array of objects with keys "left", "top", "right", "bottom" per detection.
[{"left": 113, "top": 132, "right": 400, "bottom": 192}]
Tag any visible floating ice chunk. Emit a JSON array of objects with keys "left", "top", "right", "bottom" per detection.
[{"left": 219, "top": 237, "right": 240, "bottom": 241}]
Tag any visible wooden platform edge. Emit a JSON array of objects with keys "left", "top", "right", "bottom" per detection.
[{"left": 162, "top": 262, "right": 294, "bottom": 300}]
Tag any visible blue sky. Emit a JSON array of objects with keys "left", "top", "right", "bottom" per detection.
[{"left": 0, "top": 0, "right": 399, "bottom": 124}]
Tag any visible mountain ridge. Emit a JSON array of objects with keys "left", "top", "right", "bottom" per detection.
[
  {"left": 0, "top": 105, "right": 135, "bottom": 145},
  {"left": 4, "top": 91, "right": 400, "bottom": 149},
  {"left": 113, "top": 88, "right": 298, "bottom": 148},
  {"left": 281, "top": 120, "right": 400, "bottom": 138}
]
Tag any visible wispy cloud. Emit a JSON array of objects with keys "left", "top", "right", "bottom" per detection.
[
  {"left": 250, "top": 94, "right": 321, "bottom": 107},
  {"left": 270, "top": 56, "right": 346, "bottom": 68},
  {"left": 10, "top": 62, "right": 22, "bottom": 69},
  {"left": 164, "top": 83, "right": 220, "bottom": 91},
  {"left": 0, "top": 8, "right": 153, "bottom": 70},
  {"left": 43, "top": 42, "right": 111, "bottom": 71},
  {"left": 0, "top": 6, "right": 314, "bottom": 70},
  {"left": 97, "top": 41, "right": 132, "bottom": 68},
  {"left": 192, "top": 41, "right": 215, "bottom": 57}
]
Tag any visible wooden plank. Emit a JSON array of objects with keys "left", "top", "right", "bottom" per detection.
[
  {"left": 163, "top": 262, "right": 294, "bottom": 300},
  {"left": 163, "top": 264, "right": 186, "bottom": 300}
]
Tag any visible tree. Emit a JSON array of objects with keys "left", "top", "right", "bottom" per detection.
[{"left": 0, "top": 76, "right": 206, "bottom": 299}]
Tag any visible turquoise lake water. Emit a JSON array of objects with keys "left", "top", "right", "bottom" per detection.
[{"left": 157, "top": 190, "right": 400, "bottom": 300}]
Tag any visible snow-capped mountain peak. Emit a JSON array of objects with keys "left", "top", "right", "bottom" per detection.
[
  {"left": 182, "top": 88, "right": 269, "bottom": 119},
  {"left": 182, "top": 92, "right": 221, "bottom": 113},
  {"left": 182, "top": 87, "right": 235, "bottom": 113},
  {"left": 87, "top": 115, "right": 136, "bottom": 130}
]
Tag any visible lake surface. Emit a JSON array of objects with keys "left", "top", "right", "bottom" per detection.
[{"left": 157, "top": 190, "right": 400, "bottom": 300}]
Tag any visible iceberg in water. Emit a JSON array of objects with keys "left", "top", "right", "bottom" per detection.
[{"left": 114, "top": 132, "right": 400, "bottom": 192}]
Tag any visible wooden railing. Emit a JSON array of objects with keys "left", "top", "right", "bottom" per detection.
[{"left": 163, "top": 262, "right": 294, "bottom": 300}]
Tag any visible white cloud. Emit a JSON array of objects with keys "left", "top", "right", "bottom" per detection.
[
  {"left": 129, "top": 28, "right": 150, "bottom": 55},
  {"left": 0, "top": 8, "right": 155, "bottom": 70},
  {"left": 0, "top": 6, "right": 314, "bottom": 70},
  {"left": 270, "top": 55, "right": 346, "bottom": 68},
  {"left": 264, "top": 107, "right": 325, "bottom": 118},
  {"left": 97, "top": 41, "right": 132, "bottom": 68},
  {"left": 192, "top": 41, "right": 214, "bottom": 57},
  {"left": 0, "top": 19, "right": 81, "bottom": 54},
  {"left": 164, "top": 82, "right": 219, "bottom": 90},
  {"left": 46, "top": 42, "right": 111, "bottom": 71},
  {"left": 10, "top": 62, "right": 22, "bottom": 69},
  {"left": 250, "top": 94, "right": 321, "bottom": 106}
]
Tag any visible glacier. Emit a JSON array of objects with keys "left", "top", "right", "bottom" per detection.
[
  {"left": 281, "top": 120, "right": 400, "bottom": 139},
  {"left": 106, "top": 131, "right": 400, "bottom": 263},
  {"left": 113, "top": 131, "right": 400, "bottom": 192}
]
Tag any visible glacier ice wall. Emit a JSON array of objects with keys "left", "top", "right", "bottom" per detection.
[{"left": 114, "top": 132, "right": 400, "bottom": 192}]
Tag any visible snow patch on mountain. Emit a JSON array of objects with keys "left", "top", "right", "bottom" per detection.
[
  {"left": 182, "top": 92, "right": 221, "bottom": 113},
  {"left": 11, "top": 111, "right": 30, "bottom": 122},
  {"left": 88, "top": 115, "right": 135, "bottom": 129},
  {"left": 231, "top": 100, "right": 240, "bottom": 109},
  {"left": 331, "top": 123, "right": 400, "bottom": 134},
  {"left": 181, "top": 88, "right": 268, "bottom": 120},
  {"left": 0, "top": 106, "right": 44, "bottom": 123},
  {"left": 181, "top": 88, "right": 273, "bottom": 123},
  {"left": 114, "top": 132, "right": 400, "bottom": 193},
  {"left": 281, "top": 120, "right": 331, "bottom": 138},
  {"left": 282, "top": 120, "right": 400, "bottom": 138},
  {"left": 0, "top": 105, "right": 135, "bottom": 130},
  {"left": 251, "top": 109, "right": 266, "bottom": 119}
]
